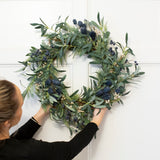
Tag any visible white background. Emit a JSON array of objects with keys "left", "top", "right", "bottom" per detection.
[{"left": 0, "top": 0, "right": 159, "bottom": 160}]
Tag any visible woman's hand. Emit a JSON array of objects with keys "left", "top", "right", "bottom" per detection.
[
  {"left": 90, "top": 107, "right": 108, "bottom": 127},
  {"left": 33, "top": 105, "right": 51, "bottom": 125}
]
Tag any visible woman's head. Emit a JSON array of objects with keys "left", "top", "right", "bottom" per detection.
[{"left": 0, "top": 80, "right": 24, "bottom": 129}]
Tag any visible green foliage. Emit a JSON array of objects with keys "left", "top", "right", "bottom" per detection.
[{"left": 17, "top": 13, "right": 145, "bottom": 134}]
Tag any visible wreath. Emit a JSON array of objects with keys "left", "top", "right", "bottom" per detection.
[{"left": 17, "top": 13, "right": 145, "bottom": 135}]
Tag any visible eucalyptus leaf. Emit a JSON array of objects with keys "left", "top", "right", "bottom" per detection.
[
  {"left": 49, "top": 96, "right": 57, "bottom": 103},
  {"left": 125, "top": 33, "right": 128, "bottom": 47},
  {"left": 97, "top": 12, "right": 101, "bottom": 25}
]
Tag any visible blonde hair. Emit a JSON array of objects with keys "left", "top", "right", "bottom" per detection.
[{"left": 0, "top": 80, "right": 19, "bottom": 124}]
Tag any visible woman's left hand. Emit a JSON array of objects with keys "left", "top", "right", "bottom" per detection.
[{"left": 33, "top": 104, "right": 52, "bottom": 125}]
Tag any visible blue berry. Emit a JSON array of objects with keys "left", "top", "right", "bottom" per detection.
[
  {"left": 110, "top": 40, "right": 113, "bottom": 45},
  {"left": 82, "top": 23, "right": 86, "bottom": 28},
  {"left": 125, "top": 59, "right": 128, "bottom": 63},
  {"left": 110, "top": 40, "right": 115, "bottom": 45},
  {"left": 134, "top": 61, "right": 138, "bottom": 65},
  {"left": 52, "top": 79, "right": 61, "bottom": 86},
  {"left": 95, "top": 90, "right": 103, "bottom": 96},
  {"left": 45, "top": 50, "right": 50, "bottom": 56},
  {"left": 101, "top": 93, "right": 111, "bottom": 100},
  {"left": 42, "top": 56, "right": 47, "bottom": 62},
  {"left": 73, "top": 19, "right": 77, "bottom": 25},
  {"left": 81, "top": 27, "right": 87, "bottom": 34},
  {"left": 111, "top": 51, "right": 115, "bottom": 56},
  {"left": 78, "top": 21, "right": 83, "bottom": 27},
  {"left": 109, "top": 47, "right": 112, "bottom": 52},
  {"left": 103, "top": 86, "right": 111, "bottom": 93},
  {"left": 35, "top": 49, "right": 39, "bottom": 56},
  {"left": 89, "top": 31, "right": 96, "bottom": 40},
  {"left": 56, "top": 88, "right": 61, "bottom": 95},
  {"left": 73, "top": 117, "right": 78, "bottom": 122},
  {"left": 115, "top": 88, "right": 121, "bottom": 94},
  {"left": 105, "top": 80, "right": 112, "bottom": 86},
  {"left": 45, "top": 79, "right": 51, "bottom": 86},
  {"left": 48, "top": 88, "right": 54, "bottom": 95}
]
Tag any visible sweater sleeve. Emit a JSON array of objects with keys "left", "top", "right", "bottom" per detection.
[
  {"left": 10, "top": 117, "right": 41, "bottom": 140},
  {"left": 27, "top": 122, "right": 98, "bottom": 160},
  {"left": 66, "top": 122, "right": 99, "bottom": 159}
]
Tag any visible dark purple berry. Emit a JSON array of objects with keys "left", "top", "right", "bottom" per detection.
[
  {"left": 56, "top": 88, "right": 61, "bottom": 95},
  {"left": 101, "top": 93, "right": 111, "bottom": 100},
  {"left": 115, "top": 88, "right": 120, "bottom": 94},
  {"left": 73, "top": 19, "right": 77, "bottom": 25},
  {"left": 96, "top": 90, "right": 103, "bottom": 97},
  {"left": 110, "top": 40, "right": 115, "bottom": 45},
  {"left": 116, "top": 86, "right": 125, "bottom": 94},
  {"left": 73, "top": 117, "right": 78, "bottom": 122},
  {"left": 110, "top": 40, "right": 113, "bottom": 45},
  {"left": 42, "top": 56, "right": 47, "bottom": 62},
  {"left": 45, "top": 79, "right": 51, "bottom": 86},
  {"left": 82, "top": 23, "right": 86, "bottom": 28},
  {"left": 45, "top": 50, "right": 50, "bottom": 56},
  {"left": 89, "top": 31, "right": 96, "bottom": 40},
  {"left": 78, "top": 21, "right": 83, "bottom": 27},
  {"left": 35, "top": 49, "right": 39, "bottom": 56},
  {"left": 52, "top": 79, "right": 61, "bottom": 86},
  {"left": 81, "top": 27, "right": 87, "bottom": 34},
  {"left": 103, "top": 86, "right": 111, "bottom": 93},
  {"left": 134, "top": 61, "right": 138, "bottom": 65},
  {"left": 111, "top": 51, "right": 115, "bottom": 56},
  {"left": 105, "top": 80, "right": 112, "bottom": 86},
  {"left": 48, "top": 88, "right": 54, "bottom": 95},
  {"left": 125, "top": 59, "right": 128, "bottom": 63},
  {"left": 109, "top": 47, "right": 112, "bottom": 52}
]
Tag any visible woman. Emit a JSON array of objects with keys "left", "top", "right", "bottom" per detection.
[{"left": 0, "top": 79, "right": 107, "bottom": 160}]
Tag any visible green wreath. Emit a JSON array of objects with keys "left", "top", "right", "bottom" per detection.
[{"left": 17, "top": 13, "right": 145, "bottom": 135}]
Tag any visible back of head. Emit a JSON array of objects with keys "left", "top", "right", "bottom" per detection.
[{"left": 0, "top": 80, "right": 19, "bottom": 125}]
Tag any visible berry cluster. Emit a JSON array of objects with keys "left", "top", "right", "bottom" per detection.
[
  {"left": 45, "top": 79, "right": 62, "bottom": 102},
  {"left": 73, "top": 19, "right": 96, "bottom": 40}
]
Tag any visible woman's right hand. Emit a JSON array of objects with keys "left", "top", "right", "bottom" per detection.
[{"left": 90, "top": 107, "right": 108, "bottom": 127}]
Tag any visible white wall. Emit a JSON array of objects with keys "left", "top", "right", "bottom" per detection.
[{"left": 0, "top": 0, "right": 160, "bottom": 160}]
